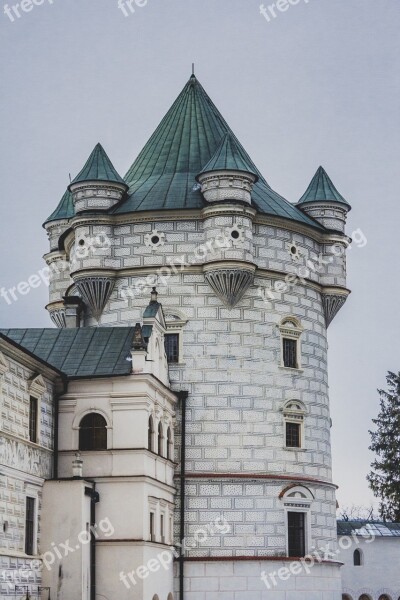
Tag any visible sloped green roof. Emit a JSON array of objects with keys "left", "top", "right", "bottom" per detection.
[
  {"left": 70, "top": 143, "right": 126, "bottom": 187},
  {"left": 297, "top": 166, "right": 351, "bottom": 208},
  {"left": 45, "top": 189, "right": 75, "bottom": 224},
  {"left": 197, "top": 132, "right": 258, "bottom": 180},
  {"left": 0, "top": 328, "right": 134, "bottom": 378},
  {"left": 113, "top": 75, "right": 323, "bottom": 229}
]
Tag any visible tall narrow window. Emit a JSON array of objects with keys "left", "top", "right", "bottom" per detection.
[
  {"left": 148, "top": 417, "right": 154, "bottom": 452},
  {"left": 287, "top": 512, "right": 306, "bottom": 556},
  {"left": 279, "top": 317, "right": 303, "bottom": 369},
  {"left": 165, "top": 334, "right": 179, "bottom": 363},
  {"left": 29, "top": 397, "right": 38, "bottom": 443},
  {"left": 79, "top": 413, "right": 107, "bottom": 451},
  {"left": 150, "top": 512, "right": 155, "bottom": 542},
  {"left": 283, "top": 338, "right": 297, "bottom": 369},
  {"left": 25, "top": 497, "right": 35, "bottom": 556},
  {"left": 286, "top": 422, "right": 301, "bottom": 448},
  {"left": 167, "top": 427, "right": 173, "bottom": 461},
  {"left": 160, "top": 514, "right": 165, "bottom": 543},
  {"left": 283, "top": 401, "right": 306, "bottom": 450},
  {"left": 353, "top": 549, "right": 362, "bottom": 566},
  {"left": 158, "top": 422, "right": 164, "bottom": 457}
]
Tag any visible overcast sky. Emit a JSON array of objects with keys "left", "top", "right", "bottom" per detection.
[{"left": 0, "top": 0, "right": 399, "bottom": 511}]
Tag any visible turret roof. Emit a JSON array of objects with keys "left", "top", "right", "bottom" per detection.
[
  {"left": 197, "top": 132, "right": 258, "bottom": 180},
  {"left": 70, "top": 143, "right": 126, "bottom": 187},
  {"left": 297, "top": 166, "right": 351, "bottom": 208},
  {"left": 45, "top": 76, "right": 326, "bottom": 230},
  {"left": 45, "top": 189, "right": 74, "bottom": 224}
]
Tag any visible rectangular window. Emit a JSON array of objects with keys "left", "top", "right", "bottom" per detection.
[
  {"left": 29, "top": 397, "right": 38, "bottom": 443},
  {"left": 165, "top": 334, "right": 179, "bottom": 363},
  {"left": 150, "top": 512, "right": 155, "bottom": 542},
  {"left": 286, "top": 422, "right": 301, "bottom": 448},
  {"left": 160, "top": 514, "right": 165, "bottom": 544},
  {"left": 283, "top": 338, "right": 297, "bottom": 369},
  {"left": 288, "top": 511, "right": 305, "bottom": 557},
  {"left": 25, "top": 497, "right": 35, "bottom": 555}
]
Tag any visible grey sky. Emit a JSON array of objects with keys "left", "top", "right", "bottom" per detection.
[{"left": 0, "top": 0, "right": 399, "bottom": 510}]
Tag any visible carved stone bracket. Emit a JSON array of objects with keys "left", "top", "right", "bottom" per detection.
[
  {"left": 74, "top": 275, "right": 115, "bottom": 321},
  {"left": 204, "top": 263, "right": 255, "bottom": 308},
  {"left": 322, "top": 292, "right": 349, "bottom": 327}
]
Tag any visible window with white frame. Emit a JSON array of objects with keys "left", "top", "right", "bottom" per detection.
[
  {"left": 283, "top": 400, "right": 306, "bottom": 449},
  {"left": 164, "top": 313, "right": 188, "bottom": 364},
  {"left": 278, "top": 317, "right": 303, "bottom": 370},
  {"left": 281, "top": 485, "right": 313, "bottom": 557}
]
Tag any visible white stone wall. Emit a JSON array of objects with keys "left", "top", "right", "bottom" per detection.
[
  {"left": 174, "top": 560, "right": 342, "bottom": 600},
  {"left": 339, "top": 536, "right": 400, "bottom": 600}
]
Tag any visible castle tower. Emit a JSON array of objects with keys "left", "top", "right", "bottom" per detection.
[{"left": 43, "top": 75, "right": 351, "bottom": 599}]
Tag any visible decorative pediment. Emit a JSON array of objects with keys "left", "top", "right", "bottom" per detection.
[
  {"left": 28, "top": 374, "right": 47, "bottom": 397},
  {"left": 0, "top": 351, "right": 9, "bottom": 377}
]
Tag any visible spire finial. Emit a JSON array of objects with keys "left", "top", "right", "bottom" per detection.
[
  {"left": 151, "top": 287, "right": 158, "bottom": 303},
  {"left": 192, "top": 63, "right": 195, "bottom": 77}
]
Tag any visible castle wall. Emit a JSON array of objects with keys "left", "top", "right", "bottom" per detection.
[{"left": 0, "top": 347, "right": 56, "bottom": 598}]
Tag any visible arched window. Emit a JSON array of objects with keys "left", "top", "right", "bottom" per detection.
[
  {"left": 148, "top": 416, "right": 154, "bottom": 452},
  {"left": 167, "top": 427, "right": 173, "bottom": 461},
  {"left": 353, "top": 548, "right": 362, "bottom": 566},
  {"left": 359, "top": 595, "right": 372, "bottom": 600},
  {"left": 152, "top": 595, "right": 159, "bottom": 600},
  {"left": 79, "top": 413, "right": 107, "bottom": 451},
  {"left": 167, "top": 594, "right": 174, "bottom": 600},
  {"left": 158, "top": 422, "right": 164, "bottom": 456},
  {"left": 342, "top": 595, "right": 353, "bottom": 600},
  {"left": 378, "top": 595, "right": 392, "bottom": 600}
]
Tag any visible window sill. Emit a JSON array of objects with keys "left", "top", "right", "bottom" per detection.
[
  {"left": 284, "top": 447, "right": 307, "bottom": 452},
  {"left": 279, "top": 366, "right": 304, "bottom": 373}
]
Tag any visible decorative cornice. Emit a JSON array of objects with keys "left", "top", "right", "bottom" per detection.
[{"left": 180, "top": 472, "right": 338, "bottom": 489}]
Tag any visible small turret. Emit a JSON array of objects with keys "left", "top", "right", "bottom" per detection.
[
  {"left": 196, "top": 133, "right": 258, "bottom": 205},
  {"left": 69, "top": 143, "right": 128, "bottom": 213},
  {"left": 297, "top": 166, "right": 351, "bottom": 233},
  {"left": 196, "top": 134, "right": 258, "bottom": 308}
]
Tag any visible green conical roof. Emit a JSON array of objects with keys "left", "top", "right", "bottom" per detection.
[
  {"left": 113, "top": 75, "right": 323, "bottom": 229},
  {"left": 70, "top": 143, "right": 126, "bottom": 187},
  {"left": 297, "top": 166, "right": 351, "bottom": 208},
  {"left": 44, "top": 189, "right": 74, "bottom": 225},
  {"left": 197, "top": 132, "right": 258, "bottom": 180}
]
